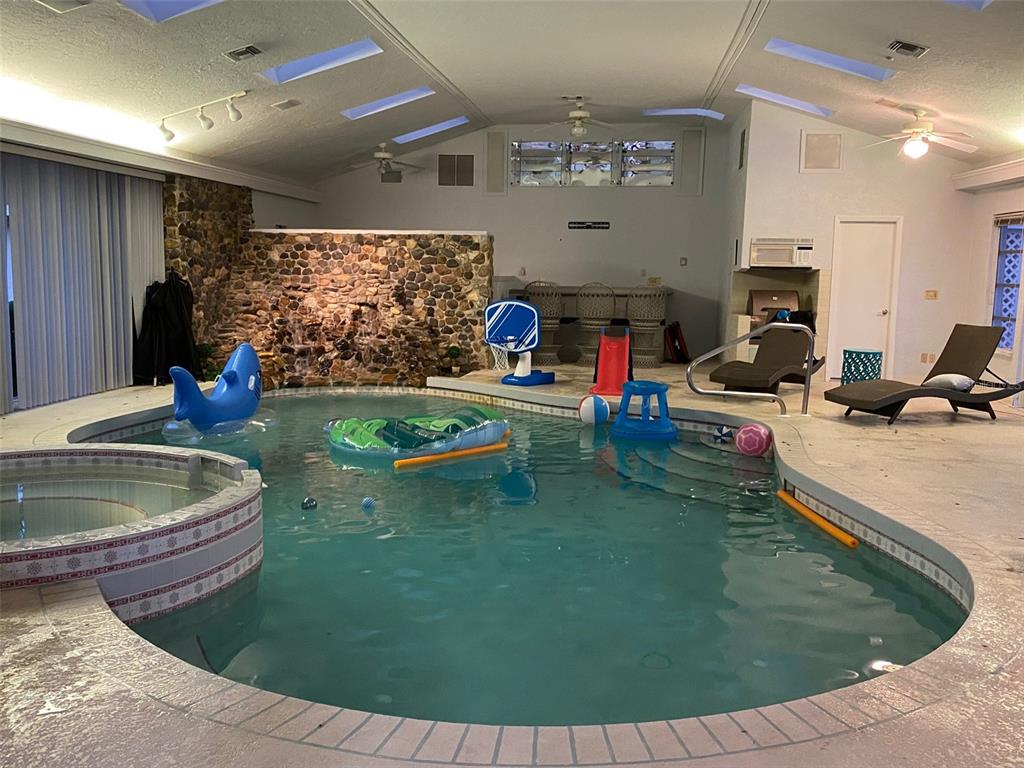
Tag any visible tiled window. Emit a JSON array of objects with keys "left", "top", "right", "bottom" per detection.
[{"left": 991, "top": 223, "right": 1022, "bottom": 350}]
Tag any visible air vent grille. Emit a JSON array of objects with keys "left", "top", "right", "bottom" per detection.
[
  {"left": 887, "top": 40, "right": 929, "bottom": 58},
  {"left": 271, "top": 99, "right": 301, "bottom": 111},
  {"left": 223, "top": 44, "right": 263, "bottom": 62}
]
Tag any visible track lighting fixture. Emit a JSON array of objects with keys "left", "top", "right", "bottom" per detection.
[
  {"left": 158, "top": 119, "right": 175, "bottom": 142},
  {"left": 157, "top": 90, "right": 247, "bottom": 142}
]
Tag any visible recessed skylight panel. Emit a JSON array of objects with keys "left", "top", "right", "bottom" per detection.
[
  {"left": 261, "top": 39, "right": 384, "bottom": 85},
  {"left": 735, "top": 84, "right": 834, "bottom": 118},
  {"left": 764, "top": 38, "right": 896, "bottom": 82},
  {"left": 393, "top": 116, "right": 470, "bottom": 145},
  {"left": 642, "top": 108, "right": 726, "bottom": 120},
  {"left": 342, "top": 87, "right": 436, "bottom": 121},
  {"left": 122, "top": 0, "right": 224, "bottom": 23}
]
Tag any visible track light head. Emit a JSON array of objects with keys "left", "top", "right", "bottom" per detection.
[
  {"left": 197, "top": 107, "right": 214, "bottom": 130},
  {"left": 226, "top": 98, "right": 242, "bottom": 122},
  {"left": 158, "top": 119, "right": 175, "bottom": 142}
]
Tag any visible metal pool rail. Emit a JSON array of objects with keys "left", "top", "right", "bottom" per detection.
[{"left": 685, "top": 322, "right": 816, "bottom": 415}]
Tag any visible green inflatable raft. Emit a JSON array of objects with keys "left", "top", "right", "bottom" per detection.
[{"left": 326, "top": 405, "right": 509, "bottom": 459}]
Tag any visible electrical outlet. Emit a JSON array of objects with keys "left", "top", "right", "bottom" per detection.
[
  {"left": 641, "top": 268, "right": 647, "bottom": 277},
  {"left": 928, "top": 353, "right": 936, "bottom": 363},
  {"left": 518, "top": 266, "right": 527, "bottom": 277},
  {"left": 924, "top": 289, "right": 939, "bottom": 300},
  {"left": 920, "top": 353, "right": 928, "bottom": 363},
  {"left": 679, "top": 257, "right": 688, "bottom": 267}
]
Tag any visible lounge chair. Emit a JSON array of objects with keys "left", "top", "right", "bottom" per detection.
[
  {"left": 824, "top": 324, "right": 1022, "bottom": 424},
  {"left": 709, "top": 328, "right": 824, "bottom": 394}
]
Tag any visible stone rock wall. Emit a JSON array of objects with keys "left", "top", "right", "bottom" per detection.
[
  {"left": 163, "top": 175, "right": 253, "bottom": 346},
  {"left": 236, "top": 232, "right": 493, "bottom": 387},
  {"left": 163, "top": 179, "right": 494, "bottom": 388}
]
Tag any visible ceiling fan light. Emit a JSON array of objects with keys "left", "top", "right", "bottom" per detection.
[
  {"left": 903, "top": 136, "right": 929, "bottom": 158},
  {"left": 570, "top": 123, "right": 587, "bottom": 138},
  {"left": 158, "top": 119, "right": 175, "bottom": 142},
  {"left": 226, "top": 99, "right": 242, "bottom": 122},
  {"left": 197, "top": 108, "right": 214, "bottom": 130}
]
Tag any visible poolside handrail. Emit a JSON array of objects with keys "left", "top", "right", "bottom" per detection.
[{"left": 685, "top": 322, "right": 816, "bottom": 416}]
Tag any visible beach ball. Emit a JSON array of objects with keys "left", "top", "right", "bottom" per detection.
[
  {"left": 735, "top": 423, "right": 772, "bottom": 457},
  {"left": 578, "top": 395, "right": 610, "bottom": 425},
  {"left": 712, "top": 425, "right": 734, "bottom": 444},
  {"left": 361, "top": 497, "right": 375, "bottom": 511}
]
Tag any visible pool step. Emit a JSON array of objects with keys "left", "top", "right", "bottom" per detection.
[
  {"left": 669, "top": 441, "right": 774, "bottom": 477},
  {"left": 633, "top": 444, "right": 774, "bottom": 491},
  {"left": 600, "top": 446, "right": 771, "bottom": 513}
]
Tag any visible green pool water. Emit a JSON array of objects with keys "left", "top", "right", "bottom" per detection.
[{"left": 132, "top": 393, "right": 964, "bottom": 725}]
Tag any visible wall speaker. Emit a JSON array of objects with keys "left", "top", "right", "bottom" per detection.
[
  {"left": 801, "top": 131, "right": 843, "bottom": 172},
  {"left": 485, "top": 130, "right": 508, "bottom": 195}
]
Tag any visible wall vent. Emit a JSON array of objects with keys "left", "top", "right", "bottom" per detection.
[
  {"left": 438, "top": 154, "right": 474, "bottom": 187},
  {"left": 271, "top": 99, "right": 301, "bottom": 111},
  {"left": 887, "top": 40, "right": 929, "bottom": 58},
  {"left": 223, "top": 45, "right": 263, "bottom": 62}
]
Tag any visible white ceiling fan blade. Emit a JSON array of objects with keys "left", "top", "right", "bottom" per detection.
[
  {"left": 393, "top": 160, "right": 426, "bottom": 171},
  {"left": 530, "top": 121, "right": 571, "bottom": 133},
  {"left": 932, "top": 130, "right": 973, "bottom": 139},
  {"left": 928, "top": 135, "right": 979, "bottom": 153},
  {"left": 863, "top": 136, "right": 904, "bottom": 149},
  {"left": 587, "top": 118, "right": 619, "bottom": 129}
]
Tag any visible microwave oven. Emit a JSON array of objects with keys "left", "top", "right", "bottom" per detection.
[{"left": 749, "top": 238, "right": 814, "bottom": 267}]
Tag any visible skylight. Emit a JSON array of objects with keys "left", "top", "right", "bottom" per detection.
[
  {"left": 261, "top": 39, "right": 383, "bottom": 85},
  {"left": 943, "top": 0, "right": 994, "bottom": 9},
  {"left": 393, "top": 116, "right": 470, "bottom": 145},
  {"left": 764, "top": 38, "right": 896, "bottom": 82},
  {"left": 642, "top": 108, "right": 725, "bottom": 120},
  {"left": 342, "top": 87, "right": 436, "bottom": 121},
  {"left": 122, "top": 0, "right": 224, "bottom": 23},
  {"left": 735, "top": 84, "right": 834, "bottom": 118}
]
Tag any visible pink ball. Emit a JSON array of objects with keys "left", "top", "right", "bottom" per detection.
[{"left": 734, "top": 423, "right": 772, "bottom": 457}]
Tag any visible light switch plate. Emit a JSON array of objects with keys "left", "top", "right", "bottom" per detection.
[{"left": 924, "top": 290, "right": 939, "bottom": 300}]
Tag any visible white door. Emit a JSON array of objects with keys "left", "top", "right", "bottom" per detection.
[{"left": 827, "top": 217, "right": 901, "bottom": 379}]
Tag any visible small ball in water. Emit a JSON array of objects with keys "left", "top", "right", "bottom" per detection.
[
  {"left": 361, "top": 496, "right": 375, "bottom": 511},
  {"left": 301, "top": 496, "right": 317, "bottom": 510}
]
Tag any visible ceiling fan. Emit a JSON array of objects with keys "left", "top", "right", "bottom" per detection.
[
  {"left": 538, "top": 97, "right": 618, "bottom": 138},
  {"left": 867, "top": 108, "right": 978, "bottom": 158},
  {"left": 350, "top": 143, "right": 426, "bottom": 181}
]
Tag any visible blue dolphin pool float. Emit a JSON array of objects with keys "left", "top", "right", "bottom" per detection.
[{"left": 169, "top": 343, "right": 262, "bottom": 432}]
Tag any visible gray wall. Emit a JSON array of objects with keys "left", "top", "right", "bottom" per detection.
[{"left": 312, "top": 123, "right": 731, "bottom": 355}]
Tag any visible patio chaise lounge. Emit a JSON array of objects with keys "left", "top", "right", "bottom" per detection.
[
  {"left": 709, "top": 327, "right": 824, "bottom": 394},
  {"left": 824, "top": 324, "right": 1022, "bottom": 424}
]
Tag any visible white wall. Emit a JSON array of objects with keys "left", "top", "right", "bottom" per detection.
[
  {"left": 313, "top": 124, "right": 730, "bottom": 354},
  {"left": 251, "top": 190, "right": 322, "bottom": 229},
  {"left": 963, "top": 183, "right": 1024, "bottom": 383},
  {"left": 742, "top": 101, "right": 975, "bottom": 381}
]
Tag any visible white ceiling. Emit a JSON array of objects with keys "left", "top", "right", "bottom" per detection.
[{"left": 0, "top": 0, "right": 1021, "bottom": 184}]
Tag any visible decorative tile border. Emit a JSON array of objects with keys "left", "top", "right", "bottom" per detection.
[
  {"left": 785, "top": 483, "right": 971, "bottom": 610},
  {"left": 1, "top": 446, "right": 264, "bottom": 624}
]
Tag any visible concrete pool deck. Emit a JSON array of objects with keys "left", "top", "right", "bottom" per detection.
[{"left": 2, "top": 369, "right": 1022, "bottom": 767}]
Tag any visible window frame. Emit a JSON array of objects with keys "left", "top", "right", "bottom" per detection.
[{"left": 988, "top": 222, "right": 1023, "bottom": 355}]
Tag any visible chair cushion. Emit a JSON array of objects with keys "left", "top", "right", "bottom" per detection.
[{"left": 922, "top": 373, "right": 974, "bottom": 391}]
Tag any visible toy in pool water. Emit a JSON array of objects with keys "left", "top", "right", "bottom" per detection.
[
  {"left": 712, "top": 425, "right": 734, "bottom": 444},
  {"left": 169, "top": 343, "right": 262, "bottom": 432},
  {"left": 301, "top": 496, "right": 317, "bottom": 510},
  {"left": 327, "top": 405, "right": 510, "bottom": 468},
  {"left": 578, "top": 395, "right": 610, "bottom": 425},
  {"left": 735, "top": 423, "right": 772, "bottom": 457}
]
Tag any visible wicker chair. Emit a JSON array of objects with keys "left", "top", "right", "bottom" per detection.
[
  {"left": 576, "top": 282, "right": 615, "bottom": 366},
  {"left": 525, "top": 281, "right": 563, "bottom": 366},
  {"left": 627, "top": 285, "right": 668, "bottom": 368}
]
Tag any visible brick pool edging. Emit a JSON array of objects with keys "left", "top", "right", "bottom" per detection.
[{"left": 5, "top": 383, "right": 1019, "bottom": 767}]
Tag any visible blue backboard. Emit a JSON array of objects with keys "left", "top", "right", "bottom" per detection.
[{"left": 485, "top": 300, "right": 539, "bottom": 353}]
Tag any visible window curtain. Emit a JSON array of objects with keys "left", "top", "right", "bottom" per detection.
[
  {"left": 1, "top": 153, "right": 163, "bottom": 410},
  {"left": 0, "top": 201, "right": 12, "bottom": 415},
  {"left": 125, "top": 175, "right": 165, "bottom": 330}
]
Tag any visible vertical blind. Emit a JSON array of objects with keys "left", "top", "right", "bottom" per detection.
[{"left": 0, "top": 153, "right": 164, "bottom": 412}]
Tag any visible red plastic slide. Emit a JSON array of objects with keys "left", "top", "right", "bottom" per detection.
[{"left": 590, "top": 331, "right": 633, "bottom": 396}]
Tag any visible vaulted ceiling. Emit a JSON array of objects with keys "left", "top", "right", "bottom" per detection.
[{"left": 1, "top": 0, "right": 1021, "bottom": 184}]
